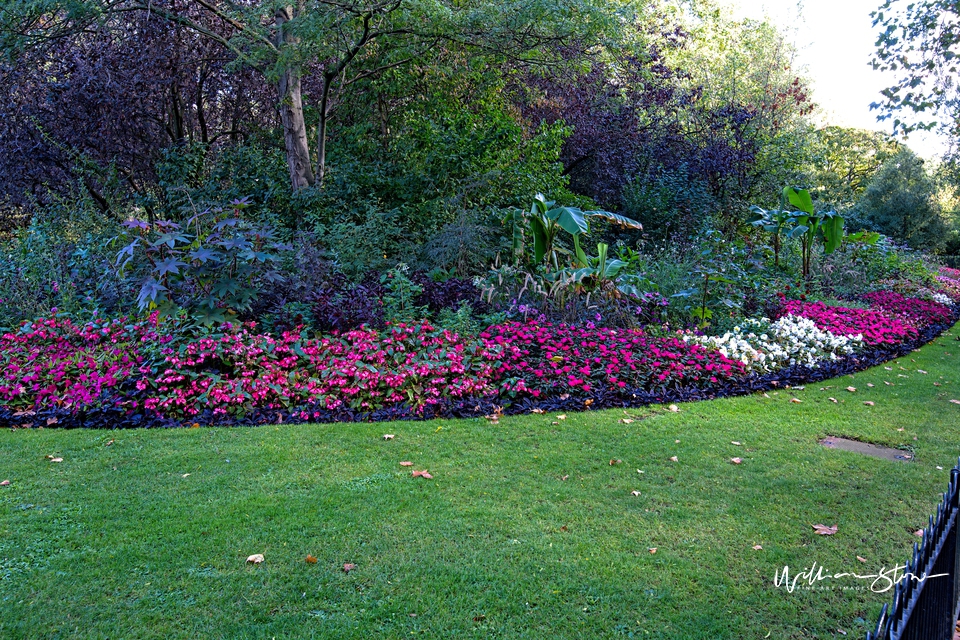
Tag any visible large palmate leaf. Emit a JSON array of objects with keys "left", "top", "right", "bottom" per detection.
[{"left": 783, "top": 186, "right": 814, "bottom": 215}]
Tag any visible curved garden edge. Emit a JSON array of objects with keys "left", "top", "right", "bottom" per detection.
[{"left": 5, "top": 308, "right": 958, "bottom": 430}]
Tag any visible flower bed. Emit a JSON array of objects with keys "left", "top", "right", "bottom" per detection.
[
  {"left": 783, "top": 300, "right": 916, "bottom": 346},
  {"left": 0, "top": 284, "right": 956, "bottom": 427},
  {"left": 685, "top": 315, "right": 861, "bottom": 373}
]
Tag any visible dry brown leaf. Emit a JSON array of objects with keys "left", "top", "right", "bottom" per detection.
[
  {"left": 556, "top": 414, "right": 566, "bottom": 420},
  {"left": 181, "top": 473, "right": 190, "bottom": 477},
  {"left": 12, "top": 410, "right": 35, "bottom": 417},
  {"left": 412, "top": 470, "right": 433, "bottom": 479},
  {"left": 382, "top": 434, "right": 395, "bottom": 440},
  {"left": 669, "top": 456, "right": 678, "bottom": 462},
  {"left": 49, "top": 457, "right": 63, "bottom": 463},
  {"left": 667, "top": 404, "right": 679, "bottom": 412},
  {"left": 0, "top": 480, "right": 9, "bottom": 486},
  {"left": 584, "top": 399, "right": 594, "bottom": 407},
  {"left": 884, "top": 366, "right": 893, "bottom": 370},
  {"left": 951, "top": 400, "right": 960, "bottom": 405},
  {"left": 730, "top": 458, "right": 743, "bottom": 465},
  {"left": 731, "top": 441, "right": 742, "bottom": 446},
  {"left": 897, "top": 428, "right": 905, "bottom": 432},
  {"left": 763, "top": 393, "right": 771, "bottom": 398},
  {"left": 864, "top": 401, "right": 875, "bottom": 406},
  {"left": 812, "top": 524, "right": 838, "bottom": 536},
  {"left": 46, "top": 417, "right": 58, "bottom": 426},
  {"left": 399, "top": 461, "right": 413, "bottom": 466},
  {"left": 246, "top": 554, "right": 264, "bottom": 564},
  {"left": 867, "top": 383, "right": 875, "bottom": 388},
  {"left": 609, "top": 459, "right": 622, "bottom": 466},
  {"left": 343, "top": 563, "right": 357, "bottom": 573},
  {"left": 752, "top": 545, "right": 763, "bottom": 550},
  {"left": 846, "top": 387, "right": 857, "bottom": 393},
  {"left": 918, "top": 370, "right": 928, "bottom": 374},
  {"left": 856, "top": 556, "right": 867, "bottom": 563},
  {"left": 791, "top": 398, "right": 802, "bottom": 403},
  {"left": 648, "top": 547, "right": 657, "bottom": 554},
  {"left": 305, "top": 555, "right": 318, "bottom": 564},
  {"left": 915, "top": 529, "right": 925, "bottom": 537},
  {"left": 531, "top": 408, "right": 545, "bottom": 414},
  {"left": 828, "top": 397, "right": 838, "bottom": 403},
  {"left": 620, "top": 418, "right": 634, "bottom": 424},
  {"left": 105, "top": 439, "right": 114, "bottom": 446},
  {"left": 631, "top": 490, "right": 641, "bottom": 497},
  {"left": 886, "top": 381, "right": 894, "bottom": 386},
  {"left": 561, "top": 475, "right": 569, "bottom": 481}
]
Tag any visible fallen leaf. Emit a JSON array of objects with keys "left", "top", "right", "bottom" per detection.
[
  {"left": 556, "top": 414, "right": 566, "bottom": 420},
  {"left": 812, "top": 524, "right": 838, "bottom": 536},
  {"left": 791, "top": 398, "right": 802, "bottom": 403},
  {"left": 399, "top": 461, "right": 413, "bottom": 466},
  {"left": 675, "top": 439, "right": 680, "bottom": 443},
  {"left": 382, "top": 434, "right": 395, "bottom": 440},
  {"left": 886, "top": 381, "right": 894, "bottom": 386},
  {"left": 637, "top": 469, "right": 644, "bottom": 474},
  {"left": 730, "top": 457, "right": 743, "bottom": 464},
  {"left": 792, "top": 386, "right": 805, "bottom": 391},
  {"left": 305, "top": 555, "right": 318, "bottom": 564},
  {"left": 609, "top": 459, "right": 622, "bottom": 466},
  {"left": 863, "top": 401, "right": 875, "bottom": 406},
  {"left": 752, "top": 545, "right": 763, "bottom": 551},
  {"left": 584, "top": 399, "right": 593, "bottom": 407},
  {"left": 763, "top": 393, "right": 771, "bottom": 398},
  {"left": 191, "top": 423, "right": 200, "bottom": 429},
  {"left": 918, "top": 370, "right": 928, "bottom": 374},
  {"left": 12, "top": 410, "right": 35, "bottom": 417},
  {"left": 667, "top": 404, "right": 679, "bottom": 412},
  {"left": 246, "top": 554, "right": 264, "bottom": 564},
  {"left": 915, "top": 529, "right": 925, "bottom": 537},
  {"left": 731, "top": 441, "right": 742, "bottom": 446},
  {"left": 620, "top": 418, "right": 634, "bottom": 424},
  {"left": 181, "top": 473, "right": 190, "bottom": 477},
  {"left": 846, "top": 387, "right": 857, "bottom": 393},
  {"left": 837, "top": 629, "right": 847, "bottom": 636},
  {"left": 46, "top": 417, "right": 58, "bottom": 426},
  {"left": 551, "top": 421, "right": 559, "bottom": 425},
  {"left": 343, "top": 563, "right": 356, "bottom": 573},
  {"left": 561, "top": 475, "right": 569, "bottom": 481},
  {"left": 105, "top": 439, "right": 114, "bottom": 446},
  {"left": 867, "top": 383, "right": 875, "bottom": 388},
  {"left": 0, "top": 480, "right": 9, "bottom": 486},
  {"left": 934, "top": 382, "right": 942, "bottom": 387},
  {"left": 531, "top": 408, "right": 545, "bottom": 414},
  {"left": 648, "top": 548, "right": 657, "bottom": 554},
  {"left": 559, "top": 393, "right": 570, "bottom": 400},
  {"left": 828, "top": 397, "right": 838, "bottom": 403},
  {"left": 856, "top": 556, "right": 867, "bottom": 563},
  {"left": 937, "top": 466, "right": 944, "bottom": 470},
  {"left": 951, "top": 400, "right": 960, "bottom": 405},
  {"left": 412, "top": 470, "right": 433, "bottom": 479},
  {"left": 473, "top": 615, "right": 486, "bottom": 622},
  {"left": 897, "top": 428, "right": 905, "bottom": 432},
  {"left": 884, "top": 367, "right": 892, "bottom": 370},
  {"left": 631, "top": 490, "right": 641, "bottom": 496},
  {"left": 48, "top": 457, "right": 63, "bottom": 463},
  {"left": 669, "top": 456, "right": 678, "bottom": 462}
]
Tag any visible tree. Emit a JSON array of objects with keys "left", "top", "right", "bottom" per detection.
[
  {"left": 807, "top": 127, "right": 900, "bottom": 211},
  {"left": 871, "top": 0, "right": 960, "bottom": 139},
  {"left": 1, "top": 0, "right": 629, "bottom": 194},
  {"left": 856, "top": 148, "right": 948, "bottom": 251}
]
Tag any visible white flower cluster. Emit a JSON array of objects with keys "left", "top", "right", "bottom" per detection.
[
  {"left": 685, "top": 315, "right": 862, "bottom": 373},
  {"left": 932, "top": 292, "right": 953, "bottom": 306}
]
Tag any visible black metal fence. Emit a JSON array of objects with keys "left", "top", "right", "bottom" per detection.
[{"left": 867, "top": 460, "right": 960, "bottom": 639}]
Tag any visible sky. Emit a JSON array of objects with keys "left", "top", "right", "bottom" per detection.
[{"left": 727, "top": 0, "right": 949, "bottom": 160}]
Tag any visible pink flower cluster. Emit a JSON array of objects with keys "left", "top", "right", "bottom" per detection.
[
  {"left": 0, "top": 314, "right": 166, "bottom": 410},
  {"left": 861, "top": 291, "right": 952, "bottom": 328},
  {"left": 137, "top": 321, "right": 505, "bottom": 418},
  {"left": 937, "top": 267, "right": 960, "bottom": 302},
  {"left": 480, "top": 321, "right": 746, "bottom": 395},
  {"left": 784, "top": 300, "right": 916, "bottom": 346}
]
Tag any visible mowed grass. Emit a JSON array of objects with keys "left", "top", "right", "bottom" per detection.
[{"left": 3, "top": 330, "right": 960, "bottom": 639}]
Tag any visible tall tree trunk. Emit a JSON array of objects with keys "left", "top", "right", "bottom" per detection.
[
  {"left": 316, "top": 74, "right": 332, "bottom": 186},
  {"left": 275, "top": 6, "right": 315, "bottom": 190}
]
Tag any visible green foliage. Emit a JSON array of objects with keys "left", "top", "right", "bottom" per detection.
[
  {"left": 115, "top": 198, "right": 291, "bottom": 324},
  {"left": 807, "top": 127, "right": 901, "bottom": 211},
  {"left": 621, "top": 166, "right": 717, "bottom": 242},
  {"left": 380, "top": 264, "right": 428, "bottom": 325},
  {"left": 855, "top": 149, "right": 948, "bottom": 252}
]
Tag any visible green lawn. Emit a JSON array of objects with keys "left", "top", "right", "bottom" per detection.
[{"left": 3, "top": 330, "right": 960, "bottom": 639}]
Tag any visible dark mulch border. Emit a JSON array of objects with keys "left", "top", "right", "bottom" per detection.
[{"left": 3, "top": 309, "right": 958, "bottom": 430}]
